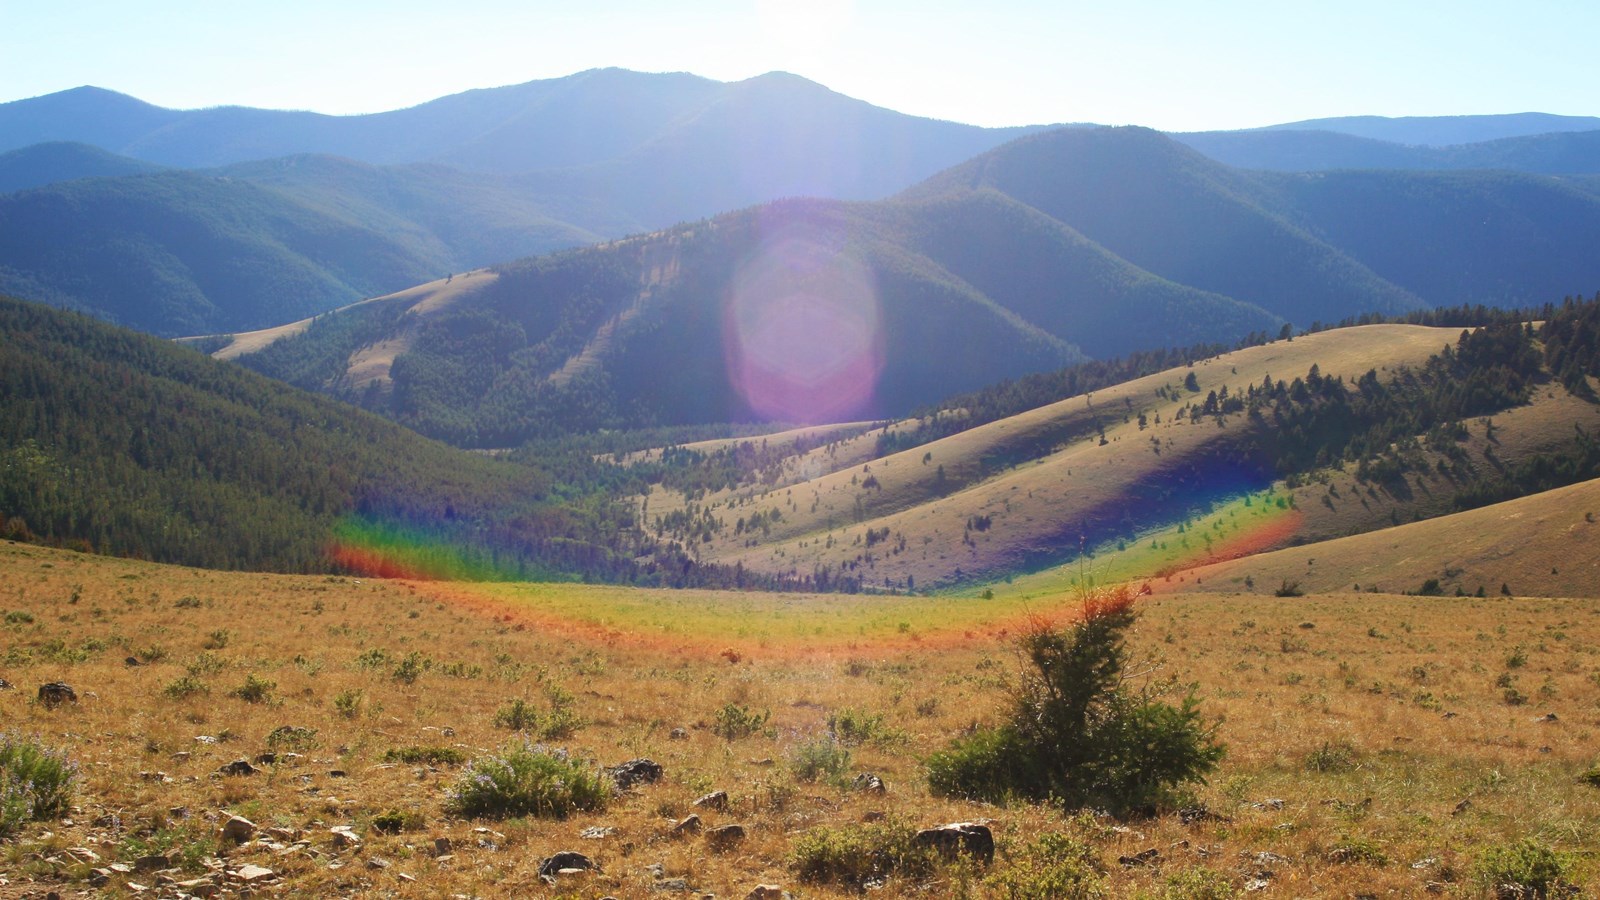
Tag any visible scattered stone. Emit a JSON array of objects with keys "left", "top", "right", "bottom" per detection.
[
  {"left": 126, "top": 882, "right": 150, "bottom": 893},
  {"left": 171, "top": 751, "right": 191, "bottom": 762},
  {"left": 672, "top": 814, "right": 702, "bottom": 836},
  {"left": 194, "top": 735, "right": 218, "bottom": 744},
  {"left": 37, "top": 681, "right": 77, "bottom": 708},
  {"left": 1243, "top": 878, "right": 1271, "bottom": 892},
  {"left": 669, "top": 727, "right": 688, "bottom": 740},
  {"left": 176, "top": 877, "right": 215, "bottom": 893},
  {"left": 1534, "top": 713, "right": 1559, "bottom": 723},
  {"left": 654, "top": 878, "right": 692, "bottom": 892},
  {"left": 693, "top": 790, "right": 729, "bottom": 811},
  {"left": 1253, "top": 851, "right": 1291, "bottom": 867},
  {"left": 861, "top": 810, "right": 887, "bottom": 822},
  {"left": 912, "top": 822, "right": 994, "bottom": 864},
  {"left": 88, "top": 868, "right": 112, "bottom": 887},
  {"left": 0, "top": 678, "right": 11, "bottom": 690},
  {"left": 1251, "top": 798, "right": 1285, "bottom": 811},
  {"left": 398, "top": 873, "right": 416, "bottom": 883},
  {"left": 329, "top": 826, "right": 362, "bottom": 850},
  {"left": 852, "top": 773, "right": 886, "bottom": 794},
  {"left": 133, "top": 854, "right": 171, "bottom": 873},
  {"left": 1412, "top": 858, "right": 1439, "bottom": 870},
  {"left": 432, "top": 837, "right": 453, "bottom": 856},
  {"left": 746, "top": 886, "right": 789, "bottom": 900},
  {"left": 366, "top": 857, "right": 391, "bottom": 871},
  {"left": 218, "top": 759, "right": 258, "bottom": 777},
  {"left": 1442, "top": 711, "right": 1458, "bottom": 719},
  {"left": 232, "top": 864, "right": 275, "bottom": 883},
  {"left": 581, "top": 826, "right": 617, "bottom": 840},
  {"left": 608, "top": 758, "right": 663, "bottom": 790},
  {"left": 125, "top": 656, "right": 142, "bottom": 667},
  {"left": 267, "top": 826, "right": 298, "bottom": 843},
  {"left": 329, "top": 769, "right": 348, "bottom": 778},
  {"left": 1178, "top": 805, "right": 1231, "bottom": 824},
  {"left": 1119, "top": 848, "right": 1161, "bottom": 867},
  {"left": 220, "top": 815, "right": 256, "bottom": 844},
  {"left": 538, "top": 851, "right": 596, "bottom": 879},
  {"left": 747, "top": 757, "right": 774, "bottom": 766},
  {"left": 706, "top": 823, "right": 746, "bottom": 850},
  {"left": 253, "top": 752, "right": 277, "bottom": 765},
  {"left": 1452, "top": 799, "right": 1472, "bottom": 816},
  {"left": 138, "top": 771, "right": 171, "bottom": 783}
]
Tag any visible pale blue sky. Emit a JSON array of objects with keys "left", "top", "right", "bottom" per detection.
[{"left": 3, "top": 0, "right": 1595, "bottom": 131}]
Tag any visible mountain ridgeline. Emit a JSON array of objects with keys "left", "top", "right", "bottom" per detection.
[{"left": 226, "top": 126, "right": 1600, "bottom": 445}]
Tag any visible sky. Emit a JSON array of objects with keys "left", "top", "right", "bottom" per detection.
[{"left": 3, "top": 0, "right": 1597, "bottom": 132}]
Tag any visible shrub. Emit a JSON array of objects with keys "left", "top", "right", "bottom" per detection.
[
  {"left": 162, "top": 674, "right": 209, "bottom": 699},
  {"left": 789, "top": 736, "right": 851, "bottom": 784},
  {"left": 371, "top": 808, "right": 426, "bottom": 833},
  {"left": 265, "top": 725, "right": 318, "bottom": 752},
  {"left": 445, "top": 744, "right": 608, "bottom": 820},
  {"left": 229, "top": 674, "right": 276, "bottom": 704},
  {"left": 1305, "top": 740, "right": 1359, "bottom": 773},
  {"left": 986, "top": 832, "right": 1107, "bottom": 899},
  {"left": 1274, "top": 579, "right": 1304, "bottom": 597},
  {"left": 828, "top": 707, "right": 897, "bottom": 746},
  {"left": 926, "top": 586, "right": 1223, "bottom": 813},
  {"left": 493, "top": 692, "right": 583, "bottom": 740},
  {"left": 383, "top": 745, "right": 468, "bottom": 766},
  {"left": 1473, "top": 839, "right": 1575, "bottom": 898},
  {"left": 0, "top": 733, "right": 78, "bottom": 838},
  {"left": 712, "top": 703, "right": 771, "bottom": 740},
  {"left": 789, "top": 820, "right": 934, "bottom": 889},
  {"left": 203, "top": 629, "right": 231, "bottom": 649},
  {"left": 1162, "top": 866, "right": 1239, "bottom": 899},
  {"left": 332, "top": 689, "right": 363, "bottom": 719},
  {"left": 392, "top": 651, "right": 430, "bottom": 684}
]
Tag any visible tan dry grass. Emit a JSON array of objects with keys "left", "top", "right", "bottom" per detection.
[{"left": 2, "top": 540, "right": 1599, "bottom": 897}]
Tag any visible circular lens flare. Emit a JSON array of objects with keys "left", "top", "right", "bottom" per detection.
[{"left": 724, "top": 209, "right": 882, "bottom": 422}]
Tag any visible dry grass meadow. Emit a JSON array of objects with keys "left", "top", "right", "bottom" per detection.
[{"left": 3, "top": 537, "right": 1599, "bottom": 898}]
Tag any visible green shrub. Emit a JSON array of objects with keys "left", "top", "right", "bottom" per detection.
[
  {"left": 1305, "top": 740, "right": 1359, "bottom": 773},
  {"left": 392, "top": 651, "right": 430, "bottom": 684},
  {"left": 828, "top": 707, "right": 898, "bottom": 746},
  {"left": 445, "top": 744, "right": 609, "bottom": 820},
  {"left": 789, "top": 736, "right": 851, "bottom": 784},
  {"left": 0, "top": 733, "right": 78, "bottom": 838},
  {"left": 493, "top": 693, "right": 583, "bottom": 740},
  {"left": 1162, "top": 866, "right": 1239, "bottom": 899},
  {"left": 371, "top": 808, "right": 425, "bottom": 833},
  {"left": 383, "top": 745, "right": 468, "bottom": 766},
  {"left": 229, "top": 674, "right": 276, "bottom": 704},
  {"left": 162, "top": 674, "right": 209, "bottom": 699},
  {"left": 789, "top": 820, "right": 934, "bottom": 889},
  {"left": 1473, "top": 839, "right": 1575, "bottom": 898},
  {"left": 927, "top": 586, "right": 1223, "bottom": 813},
  {"left": 986, "top": 832, "right": 1107, "bottom": 899},
  {"left": 712, "top": 703, "right": 771, "bottom": 740},
  {"left": 332, "top": 689, "right": 363, "bottom": 719},
  {"left": 203, "top": 629, "right": 231, "bottom": 650},
  {"left": 265, "top": 725, "right": 318, "bottom": 751}
]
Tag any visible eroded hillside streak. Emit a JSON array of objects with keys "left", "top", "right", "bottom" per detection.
[
  {"left": 547, "top": 237, "right": 681, "bottom": 387},
  {"left": 336, "top": 270, "right": 499, "bottom": 394}
]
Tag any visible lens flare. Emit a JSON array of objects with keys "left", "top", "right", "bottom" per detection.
[{"left": 724, "top": 207, "right": 883, "bottom": 422}]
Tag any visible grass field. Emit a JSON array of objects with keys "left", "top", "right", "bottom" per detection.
[{"left": 3, "top": 538, "right": 1597, "bottom": 897}]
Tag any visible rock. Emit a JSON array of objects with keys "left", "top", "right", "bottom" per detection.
[
  {"left": 125, "top": 656, "right": 142, "bottom": 666},
  {"left": 581, "top": 826, "right": 617, "bottom": 840},
  {"left": 0, "top": 678, "right": 11, "bottom": 690},
  {"left": 133, "top": 853, "right": 171, "bottom": 872},
  {"left": 609, "top": 758, "right": 663, "bottom": 789},
  {"left": 217, "top": 759, "right": 258, "bottom": 777},
  {"left": 1534, "top": 713, "right": 1559, "bottom": 723},
  {"left": 693, "top": 790, "right": 729, "bottom": 811},
  {"left": 1452, "top": 798, "right": 1472, "bottom": 816},
  {"left": 1178, "top": 805, "right": 1230, "bottom": 824},
  {"left": 852, "top": 773, "right": 886, "bottom": 794},
  {"left": 1253, "top": 851, "right": 1291, "bottom": 867},
  {"left": 220, "top": 815, "right": 256, "bottom": 844},
  {"left": 366, "top": 857, "right": 390, "bottom": 870},
  {"left": 232, "top": 864, "right": 275, "bottom": 883},
  {"left": 253, "top": 752, "right": 277, "bottom": 765},
  {"left": 267, "top": 826, "right": 298, "bottom": 842},
  {"left": 746, "top": 886, "right": 790, "bottom": 900},
  {"left": 654, "top": 878, "right": 692, "bottom": 892},
  {"left": 330, "top": 826, "right": 362, "bottom": 849},
  {"left": 1251, "top": 798, "right": 1285, "bottom": 811},
  {"left": 329, "top": 769, "right": 348, "bottom": 778},
  {"left": 669, "top": 727, "right": 689, "bottom": 740},
  {"left": 537, "top": 851, "right": 596, "bottom": 879},
  {"left": 432, "top": 836, "right": 453, "bottom": 856},
  {"left": 89, "top": 868, "right": 112, "bottom": 887},
  {"left": 672, "top": 814, "right": 702, "bottom": 835},
  {"left": 706, "top": 824, "right": 746, "bottom": 850},
  {"left": 1119, "top": 848, "right": 1161, "bottom": 867},
  {"left": 37, "top": 681, "right": 77, "bottom": 707},
  {"left": 1244, "top": 878, "right": 1271, "bottom": 892},
  {"left": 912, "top": 822, "right": 994, "bottom": 864}
]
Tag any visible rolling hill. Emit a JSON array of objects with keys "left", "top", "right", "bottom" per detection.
[
  {"left": 215, "top": 127, "right": 1600, "bottom": 446},
  {"left": 1177, "top": 127, "right": 1600, "bottom": 175},
  {"left": 0, "top": 140, "right": 163, "bottom": 193},
  {"left": 626, "top": 299, "right": 1600, "bottom": 590}
]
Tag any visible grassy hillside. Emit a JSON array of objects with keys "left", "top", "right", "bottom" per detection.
[
  {"left": 1, "top": 540, "right": 1596, "bottom": 896},
  {"left": 639, "top": 299, "right": 1600, "bottom": 590}
]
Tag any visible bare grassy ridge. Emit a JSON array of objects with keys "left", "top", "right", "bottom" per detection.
[{"left": 2, "top": 540, "right": 1597, "bottom": 897}]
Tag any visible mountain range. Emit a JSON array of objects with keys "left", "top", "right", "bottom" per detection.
[{"left": 5, "top": 70, "right": 1600, "bottom": 340}]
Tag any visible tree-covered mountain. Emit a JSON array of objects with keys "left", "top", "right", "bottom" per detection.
[
  {"left": 1252, "top": 112, "right": 1600, "bottom": 146},
  {"left": 220, "top": 126, "right": 1600, "bottom": 447},
  {"left": 1176, "top": 128, "right": 1600, "bottom": 174},
  {"left": 0, "top": 141, "right": 163, "bottom": 193}
]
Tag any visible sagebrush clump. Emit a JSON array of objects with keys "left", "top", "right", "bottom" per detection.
[
  {"left": 445, "top": 743, "right": 608, "bottom": 820},
  {"left": 926, "top": 585, "right": 1223, "bottom": 813},
  {"left": 0, "top": 733, "right": 77, "bottom": 838}
]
